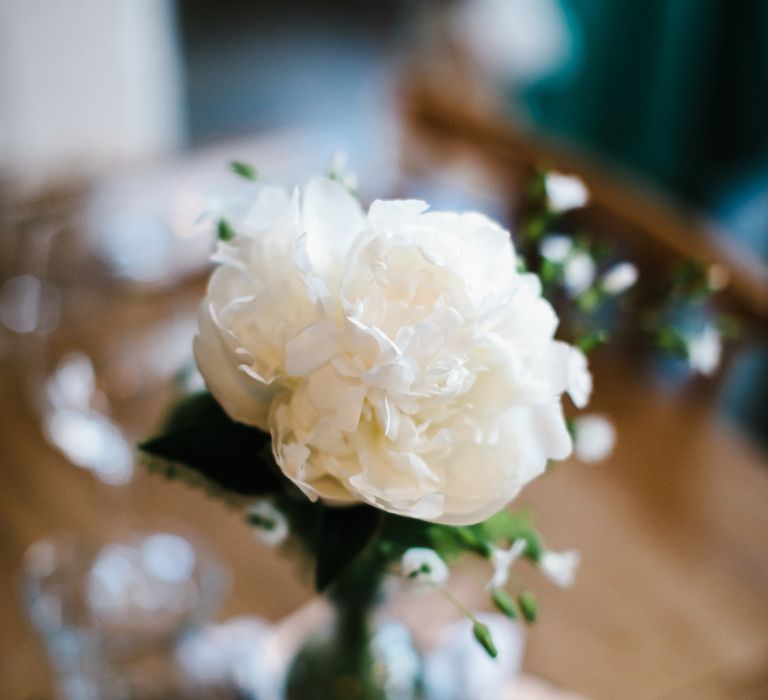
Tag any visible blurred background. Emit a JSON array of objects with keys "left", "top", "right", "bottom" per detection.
[{"left": 0, "top": 1, "right": 766, "bottom": 698}]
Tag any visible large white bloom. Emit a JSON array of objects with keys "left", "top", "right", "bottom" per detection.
[{"left": 195, "top": 177, "right": 589, "bottom": 525}]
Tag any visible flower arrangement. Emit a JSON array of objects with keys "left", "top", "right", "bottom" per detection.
[{"left": 140, "top": 161, "right": 731, "bottom": 694}]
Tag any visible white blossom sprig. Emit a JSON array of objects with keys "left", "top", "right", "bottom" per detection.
[{"left": 246, "top": 500, "right": 289, "bottom": 546}]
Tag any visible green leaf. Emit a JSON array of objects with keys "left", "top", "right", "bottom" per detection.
[
  {"left": 577, "top": 287, "right": 602, "bottom": 313},
  {"left": 522, "top": 215, "right": 547, "bottom": 242},
  {"left": 519, "top": 590, "right": 538, "bottom": 624},
  {"left": 472, "top": 622, "right": 498, "bottom": 658},
  {"left": 717, "top": 313, "right": 741, "bottom": 340},
  {"left": 140, "top": 392, "right": 283, "bottom": 495},
  {"left": 230, "top": 160, "right": 258, "bottom": 181},
  {"left": 217, "top": 218, "right": 237, "bottom": 242},
  {"left": 491, "top": 589, "right": 519, "bottom": 619},
  {"left": 654, "top": 327, "right": 689, "bottom": 358},
  {"left": 315, "top": 504, "right": 382, "bottom": 592},
  {"left": 425, "top": 525, "right": 470, "bottom": 561},
  {"left": 539, "top": 258, "right": 560, "bottom": 285},
  {"left": 577, "top": 329, "right": 608, "bottom": 353}
]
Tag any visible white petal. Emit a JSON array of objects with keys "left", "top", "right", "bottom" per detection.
[
  {"left": 284, "top": 322, "right": 340, "bottom": 376},
  {"left": 687, "top": 324, "right": 721, "bottom": 377},
  {"left": 540, "top": 234, "right": 573, "bottom": 263},
  {"left": 545, "top": 173, "right": 589, "bottom": 213},
  {"left": 601, "top": 262, "right": 638, "bottom": 295},
  {"left": 566, "top": 346, "right": 592, "bottom": 409},
  {"left": 563, "top": 252, "right": 596, "bottom": 297},
  {"left": 193, "top": 303, "right": 274, "bottom": 430},
  {"left": 489, "top": 538, "right": 527, "bottom": 589},
  {"left": 302, "top": 177, "right": 366, "bottom": 279},
  {"left": 540, "top": 549, "right": 580, "bottom": 587}
]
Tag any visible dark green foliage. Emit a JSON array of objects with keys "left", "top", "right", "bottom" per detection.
[
  {"left": 139, "top": 392, "right": 282, "bottom": 495},
  {"left": 315, "top": 504, "right": 382, "bottom": 592},
  {"left": 217, "top": 217, "right": 237, "bottom": 241},
  {"left": 577, "top": 329, "right": 609, "bottom": 353}
]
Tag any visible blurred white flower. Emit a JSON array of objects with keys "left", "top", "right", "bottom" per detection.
[
  {"left": 544, "top": 173, "right": 589, "bottom": 214},
  {"left": 453, "top": 0, "right": 573, "bottom": 84},
  {"left": 246, "top": 501, "right": 288, "bottom": 546},
  {"left": 539, "top": 234, "right": 573, "bottom": 263},
  {"left": 573, "top": 414, "right": 616, "bottom": 463},
  {"left": 195, "top": 177, "right": 585, "bottom": 524},
  {"left": 566, "top": 347, "right": 592, "bottom": 409},
  {"left": 563, "top": 251, "right": 596, "bottom": 297},
  {"left": 601, "top": 262, "right": 638, "bottom": 295},
  {"left": 401, "top": 548, "right": 449, "bottom": 585},
  {"left": 540, "top": 549, "right": 580, "bottom": 588},
  {"left": 687, "top": 324, "right": 722, "bottom": 377},
  {"left": 424, "top": 613, "right": 525, "bottom": 700},
  {"left": 488, "top": 538, "right": 527, "bottom": 589}
]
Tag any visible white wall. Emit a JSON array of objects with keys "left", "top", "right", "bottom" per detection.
[{"left": 0, "top": 0, "right": 183, "bottom": 189}]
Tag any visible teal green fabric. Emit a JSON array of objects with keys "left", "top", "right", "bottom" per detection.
[{"left": 523, "top": 0, "right": 768, "bottom": 205}]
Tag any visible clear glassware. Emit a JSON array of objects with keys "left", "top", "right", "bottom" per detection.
[
  {"left": 1, "top": 176, "right": 209, "bottom": 487},
  {"left": 22, "top": 527, "right": 231, "bottom": 700}
]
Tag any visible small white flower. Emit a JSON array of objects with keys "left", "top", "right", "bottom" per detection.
[
  {"left": 401, "top": 548, "right": 449, "bottom": 585},
  {"left": 540, "top": 549, "right": 580, "bottom": 588},
  {"left": 574, "top": 414, "right": 616, "bottom": 463},
  {"left": 601, "top": 262, "right": 638, "bottom": 295},
  {"left": 488, "top": 538, "right": 527, "bottom": 589},
  {"left": 544, "top": 173, "right": 589, "bottom": 214},
  {"left": 246, "top": 501, "right": 289, "bottom": 546},
  {"left": 566, "top": 346, "right": 592, "bottom": 409},
  {"left": 563, "top": 251, "right": 596, "bottom": 297},
  {"left": 687, "top": 324, "right": 722, "bottom": 377},
  {"left": 539, "top": 235, "right": 573, "bottom": 263}
]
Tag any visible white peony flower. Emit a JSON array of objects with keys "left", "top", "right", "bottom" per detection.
[
  {"left": 601, "top": 262, "right": 638, "bottom": 295},
  {"left": 539, "top": 234, "right": 573, "bottom": 263},
  {"left": 544, "top": 173, "right": 589, "bottom": 214},
  {"left": 401, "top": 547, "right": 449, "bottom": 585},
  {"left": 563, "top": 251, "right": 596, "bottom": 297},
  {"left": 687, "top": 324, "right": 722, "bottom": 377},
  {"left": 488, "top": 538, "right": 527, "bottom": 589},
  {"left": 195, "top": 177, "right": 586, "bottom": 524},
  {"left": 573, "top": 414, "right": 616, "bottom": 463},
  {"left": 540, "top": 548, "right": 580, "bottom": 587},
  {"left": 246, "top": 501, "right": 289, "bottom": 546}
]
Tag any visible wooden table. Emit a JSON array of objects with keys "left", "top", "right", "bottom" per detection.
[{"left": 0, "top": 153, "right": 767, "bottom": 699}]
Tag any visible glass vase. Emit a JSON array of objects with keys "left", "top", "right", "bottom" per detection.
[{"left": 284, "top": 556, "right": 423, "bottom": 700}]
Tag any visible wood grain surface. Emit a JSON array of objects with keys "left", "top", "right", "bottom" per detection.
[{"left": 0, "top": 134, "right": 766, "bottom": 699}]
